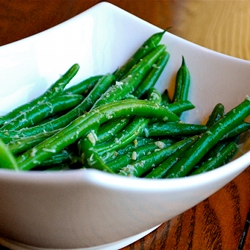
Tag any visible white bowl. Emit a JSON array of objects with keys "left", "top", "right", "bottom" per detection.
[{"left": 0, "top": 2, "right": 250, "bottom": 250}]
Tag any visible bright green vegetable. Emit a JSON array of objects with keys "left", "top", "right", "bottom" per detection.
[
  {"left": 92, "top": 45, "right": 166, "bottom": 109},
  {"left": 94, "top": 88, "right": 162, "bottom": 154},
  {"left": 63, "top": 75, "right": 103, "bottom": 95},
  {"left": 0, "top": 64, "right": 80, "bottom": 126},
  {"left": 16, "top": 99, "right": 180, "bottom": 171},
  {"left": 221, "top": 122, "right": 250, "bottom": 140},
  {"left": 161, "top": 89, "right": 171, "bottom": 106},
  {"left": 78, "top": 133, "right": 114, "bottom": 173},
  {"left": 1, "top": 31, "right": 248, "bottom": 178},
  {"left": 145, "top": 136, "right": 198, "bottom": 178},
  {"left": 133, "top": 51, "right": 170, "bottom": 98},
  {"left": 143, "top": 122, "right": 207, "bottom": 137},
  {"left": 0, "top": 139, "right": 19, "bottom": 170},
  {"left": 189, "top": 141, "right": 238, "bottom": 175},
  {"left": 97, "top": 118, "right": 131, "bottom": 143},
  {"left": 114, "top": 29, "right": 167, "bottom": 80},
  {"left": 0, "top": 74, "right": 115, "bottom": 138},
  {"left": 165, "top": 97, "right": 250, "bottom": 178},
  {"left": 106, "top": 139, "right": 175, "bottom": 173},
  {"left": 118, "top": 136, "right": 197, "bottom": 177},
  {"left": 7, "top": 130, "right": 59, "bottom": 155},
  {"left": 206, "top": 103, "right": 224, "bottom": 127},
  {"left": 1, "top": 95, "right": 83, "bottom": 131},
  {"left": 172, "top": 56, "right": 190, "bottom": 103}
]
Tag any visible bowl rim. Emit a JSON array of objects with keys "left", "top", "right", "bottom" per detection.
[{"left": 0, "top": 150, "right": 249, "bottom": 191}]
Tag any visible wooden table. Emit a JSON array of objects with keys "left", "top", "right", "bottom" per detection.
[{"left": 1, "top": 1, "right": 249, "bottom": 249}]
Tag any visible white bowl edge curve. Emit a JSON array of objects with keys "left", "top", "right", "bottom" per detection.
[{"left": 0, "top": 1, "right": 249, "bottom": 249}]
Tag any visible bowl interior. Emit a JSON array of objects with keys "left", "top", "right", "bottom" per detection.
[
  {"left": 0, "top": 2, "right": 249, "bottom": 179},
  {"left": 0, "top": 2, "right": 250, "bottom": 248}
]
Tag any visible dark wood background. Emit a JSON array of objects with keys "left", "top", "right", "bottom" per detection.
[{"left": 1, "top": 1, "right": 250, "bottom": 249}]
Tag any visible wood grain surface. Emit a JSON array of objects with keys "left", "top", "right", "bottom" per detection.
[{"left": 0, "top": 1, "right": 250, "bottom": 250}]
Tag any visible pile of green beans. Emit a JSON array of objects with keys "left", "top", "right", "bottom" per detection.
[{"left": 0, "top": 30, "right": 249, "bottom": 178}]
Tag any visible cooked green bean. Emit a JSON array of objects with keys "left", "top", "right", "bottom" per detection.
[
  {"left": 35, "top": 149, "right": 78, "bottom": 168},
  {"left": 16, "top": 99, "right": 180, "bottom": 171},
  {"left": 106, "top": 139, "right": 175, "bottom": 173},
  {"left": 78, "top": 134, "right": 114, "bottom": 173},
  {"left": 92, "top": 45, "right": 166, "bottom": 109},
  {"left": 133, "top": 51, "right": 170, "bottom": 98},
  {"left": 145, "top": 136, "right": 198, "bottom": 178},
  {"left": 143, "top": 121, "right": 207, "bottom": 137},
  {"left": 172, "top": 56, "right": 190, "bottom": 103},
  {"left": 221, "top": 122, "right": 250, "bottom": 140},
  {"left": 118, "top": 136, "right": 197, "bottom": 177},
  {"left": 114, "top": 29, "right": 167, "bottom": 80},
  {"left": 63, "top": 75, "right": 103, "bottom": 95},
  {"left": 0, "top": 139, "right": 19, "bottom": 170},
  {"left": 94, "top": 88, "right": 162, "bottom": 154},
  {"left": 165, "top": 97, "right": 250, "bottom": 178},
  {"left": 206, "top": 103, "right": 224, "bottom": 127},
  {"left": 1, "top": 95, "right": 83, "bottom": 131},
  {"left": 161, "top": 89, "right": 171, "bottom": 106},
  {"left": 97, "top": 118, "right": 131, "bottom": 144},
  {"left": 0, "top": 64, "right": 80, "bottom": 126},
  {"left": 189, "top": 141, "right": 238, "bottom": 175},
  {"left": 7, "top": 130, "right": 59, "bottom": 155},
  {"left": 164, "top": 101, "right": 195, "bottom": 114},
  {"left": 1, "top": 74, "right": 115, "bottom": 138}
]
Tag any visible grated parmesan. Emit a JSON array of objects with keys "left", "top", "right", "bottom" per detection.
[
  {"left": 43, "top": 148, "right": 56, "bottom": 153},
  {"left": 131, "top": 151, "right": 137, "bottom": 160},
  {"left": 155, "top": 141, "right": 165, "bottom": 149}
]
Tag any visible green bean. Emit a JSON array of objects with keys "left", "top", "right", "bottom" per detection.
[
  {"left": 0, "top": 64, "right": 80, "bottom": 126},
  {"left": 1, "top": 74, "right": 115, "bottom": 138},
  {"left": 143, "top": 122, "right": 207, "bottom": 137},
  {"left": 1, "top": 95, "right": 83, "bottom": 131},
  {"left": 92, "top": 46, "right": 167, "bottom": 143},
  {"left": 92, "top": 45, "right": 166, "bottom": 109},
  {"left": 114, "top": 29, "right": 167, "bottom": 80},
  {"left": 165, "top": 97, "right": 250, "bottom": 178},
  {"left": 145, "top": 136, "right": 198, "bottom": 178},
  {"left": 89, "top": 137, "right": 155, "bottom": 164},
  {"left": 172, "top": 56, "right": 190, "bottom": 103},
  {"left": 189, "top": 141, "right": 238, "bottom": 176},
  {"left": 94, "top": 88, "right": 162, "bottom": 154},
  {"left": 7, "top": 130, "right": 59, "bottom": 155},
  {"left": 114, "top": 137, "right": 155, "bottom": 156},
  {"left": 221, "top": 122, "right": 250, "bottom": 140},
  {"left": 34, "top": 149, "right": 78, "bottom": 168},
  {"left": 118, "top": 136, "right": 197, "bottom": 177},
  {"left": 149, "top": 100, "right": 195, "bottom": 124},
  {"left": 95, "top": 117, "right": 151, "bottom": 154},
  {"left": 43, "top": 164, "right": 71, "bottom": 171},
  {"left": 106, "top": 139, "right": 175, "bottom": 173},
  {"left": 133, "top": 51, "right": 170, "bottom": 98},
  {"left": 78, "top": 134, "right": 114, "bottom": 173},
  {"left": 95, "top": 55, "right": 169, "bottom": 143},
  {"left": 199, "top": 140, "right": 229, "bottom": 164},
  {"left": 63, "top": 75, "right": 103, "bottom": 95},
  {"left": 0, "top": 139, "right": 19, "bottom": 170},
  {"left": 161, "top": 89, "right": 171, "bottom": 106},
  {"left": 206, "top": 103, "right": 224, "bottom": 127},
  {"left": 165, "top": 101, "right": 195, "bottom": 114},
  {"left": 97, "top": 118, "right": 131, "bottom": 143},
  {"left": 16, "top": 99, "right": 180, "bottom": 171},
  {"left": 194, "top": 132, "right": 239, "bottom": 171}
]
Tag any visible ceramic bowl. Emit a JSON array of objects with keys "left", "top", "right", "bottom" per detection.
[{"left": 0, "top": 2, "right": 249, "bottom": 250}]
